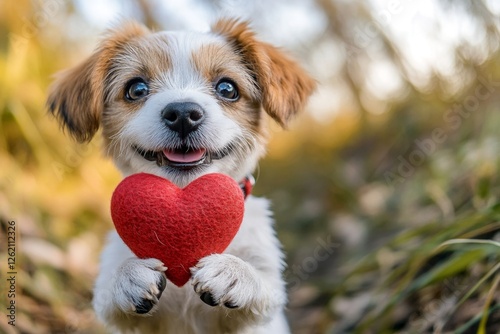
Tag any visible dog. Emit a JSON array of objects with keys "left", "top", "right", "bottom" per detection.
[{"left": 47, "top": 18, "right": 315, "bottom": 333}]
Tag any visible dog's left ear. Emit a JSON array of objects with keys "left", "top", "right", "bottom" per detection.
[{"left": 212, "top": 18, "right": 316, "bottom": 127}]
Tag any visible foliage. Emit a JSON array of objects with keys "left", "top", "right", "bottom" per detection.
[{"left": 0, "top": 1, "right": 499, "bottom": 333}]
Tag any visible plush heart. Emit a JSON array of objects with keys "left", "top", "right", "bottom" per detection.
[{"left": 110, "top": 173, "right": 245, "bottom": 287}]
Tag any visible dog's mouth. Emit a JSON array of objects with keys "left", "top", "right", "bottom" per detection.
[{"left": 134, "top": 144, "right": 232, "bottom": 170}]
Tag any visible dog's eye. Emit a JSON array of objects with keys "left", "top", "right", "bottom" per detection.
[
  {"left": 125, "top": 79, "right": 149, "bottom": 101},
  {"left": 215, "top": 79, "right": 239, "bottom": 101}
]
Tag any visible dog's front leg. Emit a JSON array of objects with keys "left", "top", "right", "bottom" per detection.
[
  {"left": 93, "top": 232, "right": 167, "bottom": 329},
  {"left": 191, "top": 253, "right": 286, "bottom": 327},
  {"left": 189, "top": 196, "right": 290, "bottom": 332}
]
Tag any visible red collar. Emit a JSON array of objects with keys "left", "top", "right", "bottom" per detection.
[{"left": 239, "top": 175, "right": 255, "bottom": 199}]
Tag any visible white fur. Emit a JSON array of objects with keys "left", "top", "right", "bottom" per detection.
[
  {"left": 117, "top": 88, "right": 243, "bottom": 184},
  {"left": 108, "top": 31, "right": 264, "bottom": 188},
  {"left": 92, "top": 30, "right": 290, "bottom": 333},
  {"left": 154, "top": 31, "right": 223, "bottom": 90},
  {"left": 93, "top": 197, "right": 289, "bottom": 333}
]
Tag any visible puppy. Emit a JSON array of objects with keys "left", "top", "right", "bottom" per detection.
[{"left": 48, "top": 18, "right": 315, "bottom": 334}]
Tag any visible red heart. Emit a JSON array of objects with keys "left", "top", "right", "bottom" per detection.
[{"left": 111, "top": 173, "right": 245, "bottom": 287}]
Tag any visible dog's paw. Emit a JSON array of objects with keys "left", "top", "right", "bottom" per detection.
[
  {"left": 191, "top": 254, "right": 262, "bottom": 310},
  {"left": 112, "top": 258, "right": 167, "bottom": 315}
]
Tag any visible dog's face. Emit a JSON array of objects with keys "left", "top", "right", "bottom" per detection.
[{"left": 48, "top": 19, "right": 315, "bottom": 186}]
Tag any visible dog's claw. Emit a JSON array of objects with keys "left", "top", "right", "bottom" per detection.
[
  {"left": 200, "top": 291, "right": 218, "bottom": 306},
  {"left": 224, "top": 301, "right": 239, "bottom": 309},
  {"left": 157, "top": 274, "right": 167, "bottom": 298},
  {"left": 136, "top": 299, "right": 154, "bottom": 314},
  {"left": 133, "top": 273, "right": 166, "bottom": 314}
]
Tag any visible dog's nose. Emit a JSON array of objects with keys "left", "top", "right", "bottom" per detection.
[{"left": 161, "top": 102, "right": 205, "bottom": 138}]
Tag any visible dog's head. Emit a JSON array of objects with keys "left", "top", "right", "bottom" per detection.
[{"left": 48, "top": 19, "right": 315, "bottom": 186}]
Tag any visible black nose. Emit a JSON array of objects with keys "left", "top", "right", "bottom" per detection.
[{"left": 161, "top": 102, "right": 205, "bottom": 139}]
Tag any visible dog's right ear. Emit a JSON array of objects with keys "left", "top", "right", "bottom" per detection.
[{"left": 47, "top": 21, "right": 149, "bottom": 142}]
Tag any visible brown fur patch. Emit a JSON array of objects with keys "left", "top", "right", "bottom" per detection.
[
  {"left": 100, "top": 33, "right": 175, "bottom": 152},
  {"left": 212, "top": 18, "right": 316, "bottom": 127},
  {"left": 47, "top": 21, "right": 150, "bottom": 142},
  {"left": 192, "top": 42, "right": 263, "bottom": 131},
  {"left": 192, "top": 43, "right": 259, "bottom": 99},
  {"left": 105, "top": 33, "right": 172, "bottom": 104}
]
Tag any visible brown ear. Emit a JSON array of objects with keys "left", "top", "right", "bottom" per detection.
[
  {"left": 212, "top": 18, "right": 316, "bottom": 127},
  {"left": 47, "top": 21, "right": 149, "bottom": 142}
]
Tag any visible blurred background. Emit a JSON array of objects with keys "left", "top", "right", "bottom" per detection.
[{"left": 1, "top": 0, "right": 500, "bottom": 333}]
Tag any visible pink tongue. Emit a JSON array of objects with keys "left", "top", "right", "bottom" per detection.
[{"left": 163, "top": 148, "right": 206, "bottom": 163}]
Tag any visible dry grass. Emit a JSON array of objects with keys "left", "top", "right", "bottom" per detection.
[{"left": 0, "top": 1, "right": 499, "bottom": 333}]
